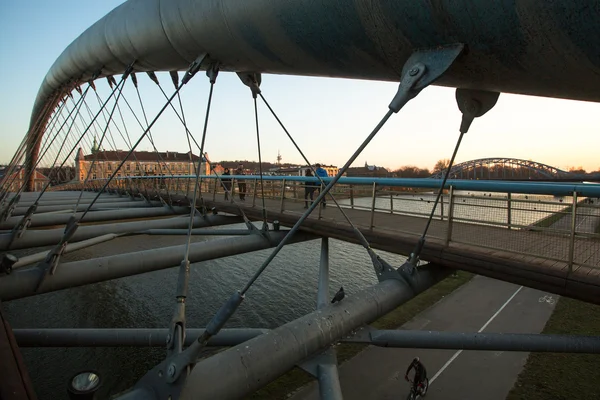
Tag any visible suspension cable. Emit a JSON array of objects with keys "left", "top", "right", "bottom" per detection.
[
  {"left": 77, "top": 59, "right": 205, "bottom": 222},
  {"left": 240, "top": 108, "right": 394, "bottom": 294},
  {"left": 182, "top": 68, "right": 217, "bottom": 262},
  {"left": 2, "top": 89, "right": 81, "bottom": 200},
  {"left": 407, "top": 131, "right": 465, "bottom": 265},
  {"left": 24, "top": 86, "right": 92, "bottom": 204},
  {"left": 72, "top": 75, "right": 128, "bottom": 212},
  {"left": 253, "top": 95, "right": 268, "bottom": 227},
  {"left": 260, "top": 92, "right": 382, "bottom": 253}
]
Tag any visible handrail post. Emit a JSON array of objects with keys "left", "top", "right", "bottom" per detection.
[
  {"left": 440, "top": 189, "right": 444, "bottom": 221},
  {"left": 350, "top": 185, "right": 354, "bottom": 209},
  {"left": 507, "top": 192, "right": 512, "bottom": 230},
  {"left": 212, "top": 177, "right": 218, "bottom": 201},
  {"left": 568, "top": 191, "right": 578, "bottom": 273},
  {"left": 293, "top": 179, "right": 297, "bottom": 200},
  {"left": 445, "top": 186, "right": 455, "bottom": 246},
  {"left": 252, "top": 179, "right": 258, "bottom": 207},
  {"left": 318, "top": 183, "right": 324, "bottom": 220},
  {"left": 370, "top": 182, "right": 377, "bottom": 230},
  {"left": 390, "top": 189, "right": 394, "bottom": 214},
  {"left": 280, "top": 179, "right": 286, "bottom": 213}
]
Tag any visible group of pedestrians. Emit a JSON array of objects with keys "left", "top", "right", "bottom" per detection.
[
  {"left": 220, "top": 163, "right": 328, "bottom": 207},
  {"left": 221, "top": 164, "right": 245, "bottom": 201},
  {"left": 304, "top": 163, "right": 329, "bottom": 208}
]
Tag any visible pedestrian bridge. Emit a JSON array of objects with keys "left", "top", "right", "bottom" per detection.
[
  {"left": 3, "top": 0, "right": 600, "bottom": 397},
  {"left": 34, "top": 175, "right": 600, "bottom": 305}
]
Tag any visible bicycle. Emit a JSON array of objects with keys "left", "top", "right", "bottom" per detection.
[
  {"left": 406, "top": 377, "right": 429, "bottom": 400},
  {"left": 538, "top": 295, "right": 555, "bottom": 305}
]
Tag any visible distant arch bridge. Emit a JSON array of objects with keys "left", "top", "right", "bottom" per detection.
[{"left": 430, "top": 157, "right": 571, "bottom": 180}]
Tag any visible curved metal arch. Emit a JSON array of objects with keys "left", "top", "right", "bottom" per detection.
[
  {"left": 24, "top": 0, "right": 600, "bottom": 188},
  {"left": 430, "top": 157, "right": 570, "bottom": 179}
]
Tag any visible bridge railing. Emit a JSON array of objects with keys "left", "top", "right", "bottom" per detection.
[{"left": 64, "top": 175, "right": 600, "bottom": 272}]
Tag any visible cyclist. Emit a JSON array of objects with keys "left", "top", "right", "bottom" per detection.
[{"left": 405, "top": 357, "right": 428, "bottom": 395}]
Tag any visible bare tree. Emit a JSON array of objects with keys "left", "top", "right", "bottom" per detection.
[{"left": 433, "top": 159, "right": 451, "bottom": 173}]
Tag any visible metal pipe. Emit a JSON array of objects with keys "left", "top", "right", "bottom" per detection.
[
  {"left": 13, "top": 233, "right": 120, "bottom": 268},
  {"left": 362, "top": 329, "right": 600, "bottom": 353},
  {"left": 13, "top": 328, "right": 268, "bottom": 347},
  {"left": 0, "top": 214, "right": 241, "bottom": 250},
  {"left": 568, "top": 191, "right": 577, "bottom": 273},
  {"left": 445, "top": 186, "right": 455, "bottom": 246},
  {"left": 507, "top": 192, "right": 512, "bottom": 230},
  {"left": 370, "top": 182, "right": 377, "bottom": 229},
  {"left": 15, "top": 196, "right": 133, "bottom": 207},
  {"left": 129, "top": 175, "right": 600, "bottom": 198},
  {"left": 141, "top": 229, "right": 255, "bottom": 236},
  {"left": 179, "top": 263, "right": 451, "bottom": 399},
  {"left": 10, "top": 200, "right": 162, "bottom": 216},
  {"left": 317, "top": 237, "right": 330, "bottom": 309},
  {"left": 0, "top": 230, "right": 317, "bottom": 301},
  {"left": 0, "top": 206, "right": 190, "bottom": 229},
  {"left": 318, "top": 363, "right": 343, "bottom": 400}
]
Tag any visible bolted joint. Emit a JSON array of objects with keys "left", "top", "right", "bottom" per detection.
[
  {"left": 121, "top": 62, "right": 135, "bottom": 80},
  {"left": 130, "top": 72, "right": 138, "bottom": 88},
  {"left": 0, "top": 254, "right": 18, "bottom": 275},
  {"left": 146, "top": 71, "right": 160, "bottom": 86},
  {"left": 236, "top": 72, "right": 262, "bottom": 97},
  {"left": 388, "top": 62, "right": 426, "bottom": 113},
  {"left": 206, "top": 63, "right": 220, "bottom": 84},
  {"left": 90, "top": 68, "right": 103, "bottom": 81},
  {"left": 455, "top": 89, "right": 500, "bottom": 134},
  {"left": 169, "top": 71, "right": 180, "bottom": 89},
  {"left": 182, "top": 53, "right": 208, "bottom": 85}
]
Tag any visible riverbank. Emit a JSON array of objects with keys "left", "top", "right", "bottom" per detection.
[{"left": 506, "top": 296, "right": 600, "bottom": 400}]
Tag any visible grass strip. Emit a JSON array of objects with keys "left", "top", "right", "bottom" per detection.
[
  {"left": 506, "top": 297, "right": 600, "bottom": 400},
  {"left": 248, "top": 271, "right": 473, "bottom": 399}
]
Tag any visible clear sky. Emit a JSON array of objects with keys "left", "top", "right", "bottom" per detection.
[{"left": 1, "top": 1, "right": 599, "bottom": 173}]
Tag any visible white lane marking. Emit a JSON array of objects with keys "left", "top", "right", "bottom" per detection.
[{"left": 428, "top": 285, "right": 523, "bottom": 385}]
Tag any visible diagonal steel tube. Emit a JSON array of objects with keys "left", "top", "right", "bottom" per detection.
[
  {"left": 179, "top": 263, "right": 451, "bottom": 399},
  {"left": 0, "top": 229, "right": 316, "bottom": 301},
  {"left": 0, "top": 214, "right": 240, "bottom": 251}
]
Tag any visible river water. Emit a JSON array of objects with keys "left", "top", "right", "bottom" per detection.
[{"left": 4, "top": 192, "right": 566, "bottom": 399}]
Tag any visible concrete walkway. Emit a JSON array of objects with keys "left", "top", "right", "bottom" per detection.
[{"left": 289, "top": 275, "right": 557, "bottom": 400}]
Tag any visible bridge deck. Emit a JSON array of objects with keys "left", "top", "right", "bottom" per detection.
[{"left": 205, "top": 196, "right": 600, "bottom": 304}]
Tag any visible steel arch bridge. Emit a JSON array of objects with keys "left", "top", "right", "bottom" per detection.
[
  {"left": 429, "top": 157, "right": 571, "bottom": 180},
  {"left": 1, "top": 1, "right": 600, "bottom": 399}
]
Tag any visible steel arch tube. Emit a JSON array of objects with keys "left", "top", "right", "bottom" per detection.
[
  {"left": 0, "top": 230, "right": 317, "bottom": 301},
  {"left": 24, "top": 0, "right": 600, "bottom": 180},
  {"left": 179, "top": 264, "right": 451, "bottom": 400},
  {"left": 364, "top": 330, "right": 600, "bottom": 354}
]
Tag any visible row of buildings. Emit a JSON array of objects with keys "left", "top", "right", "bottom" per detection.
[
  {"left": 75, "top": 148, "right": 211, "bottom": 181},
  {"left": 75, "top": 147, "right": 343, "bottom": 181}
]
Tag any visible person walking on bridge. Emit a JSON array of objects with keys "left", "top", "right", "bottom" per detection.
[
  {"left": 235, "top": 164, "right": 246, "bottom": 201},
  {"left": 222, "top": 167, "right": 232, "bottom": 200},
  {"left": 315, "top": 163, "right": 328, "bottom": 208},
  {"left": 304, "top": 169, "right": 318, "bottom": 208}
]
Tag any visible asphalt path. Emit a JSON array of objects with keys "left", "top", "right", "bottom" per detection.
[{"left": 289, "top": 275, "right": 557, "bottom": 400}]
